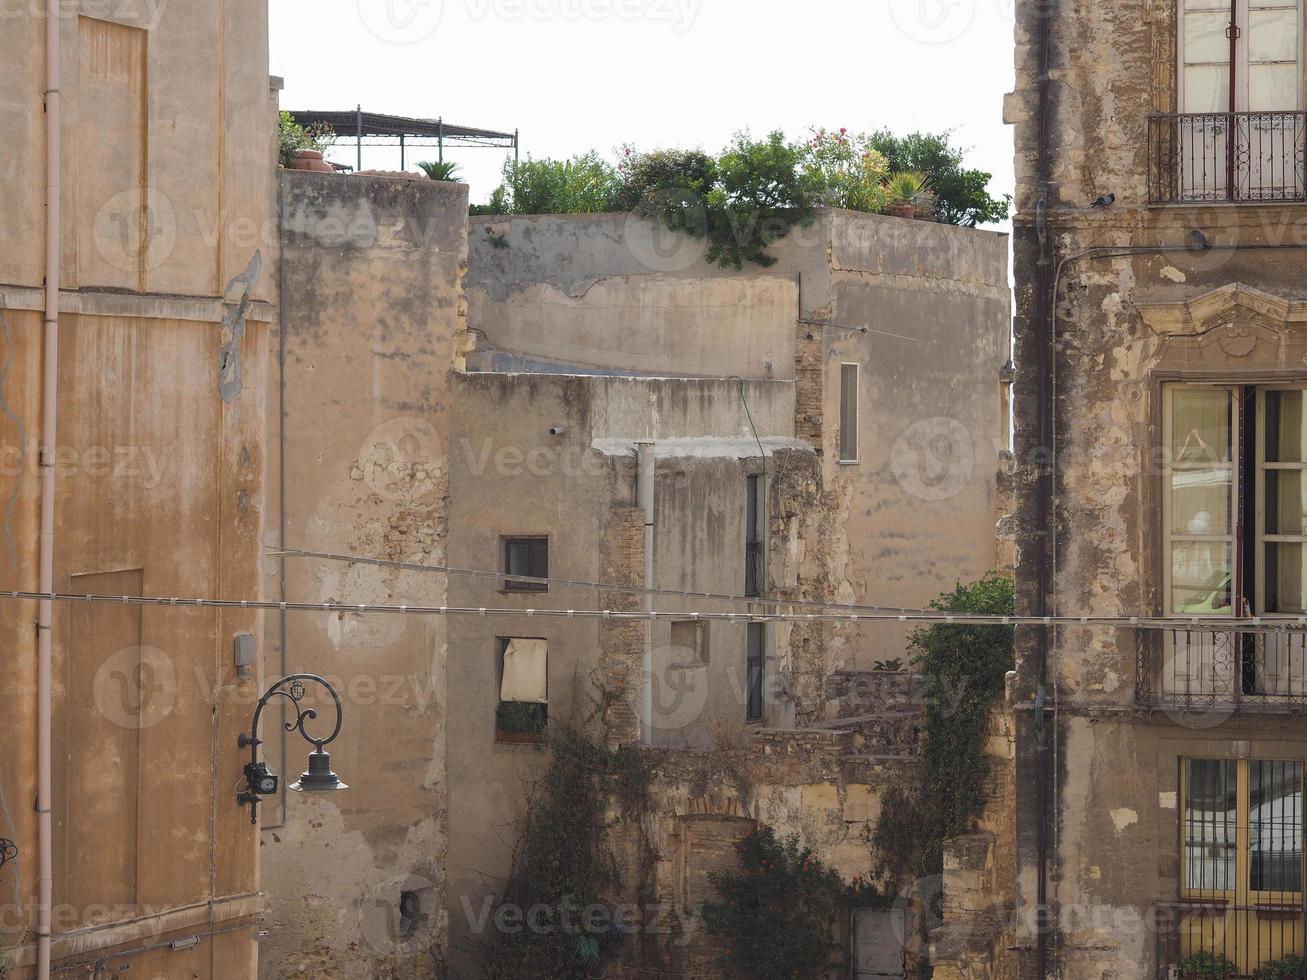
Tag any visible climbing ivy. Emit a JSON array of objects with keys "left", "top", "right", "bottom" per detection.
[
  {"left": 476, "top": 727, "right": 652, "bottom": 980},
  {"left": 872, "top": 574, "right": 1015, "bottom": 881},
  {"left": 704, "top": 827, "right": 895, "bottom": 980}
]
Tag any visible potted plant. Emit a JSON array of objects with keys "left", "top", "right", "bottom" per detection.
[
  {"left": 1175, "top": 952, "right": 1237, "bottom": 980},
  {"left": 884, "top": 171, "right": 929, "bottom": 219},
  {"left": 278, "top": 111, "right": 336, "bottom": 172},
  {"left": 417, "top": 160, "right": 462, "bottom": 182},
  {"left": 1254, "top": 954, "right": 1306, "bottom": 980},
  {"left": 495, "top": 701, "right": 547, "bottom": 744}
]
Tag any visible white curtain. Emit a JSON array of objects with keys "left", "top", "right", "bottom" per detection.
[{"left": 500, "top": 638, "right": 548, "bottom": 703}]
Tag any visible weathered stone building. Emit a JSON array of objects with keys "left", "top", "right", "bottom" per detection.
[
  {"left": 1008, "top": 2, "right": 1307, "bottom": 980},
  {"left": 0, "top": 2, "right": 277, "bottom": 977},
  {"left": 444, "top": 209, "right": 1012, "bottom": 976}
]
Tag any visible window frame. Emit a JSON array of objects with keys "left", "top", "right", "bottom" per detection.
[
  {"left": 745, "top": 474, "right": 764, "bottom": 599},
  {"left": 494, "top": 635, "right": 549, "bottom": 744},
  {"left": 746, "top": 621, "right": 765, "bottom": 722},
  {"left": 839, "top": 362, "right": 860, "bottom": 464},
  {"left": 501, "top": 535, "right": 549, "bottom": 593},
  {"left": 1177, "top": 0, "right": 1305, "bottom": 114},
  {"left": 1180, "top": 756, "right": 1304, "bottom": 907},
  {"left": 1162, "top": 381, "right": 1307, "bottom": 621}
]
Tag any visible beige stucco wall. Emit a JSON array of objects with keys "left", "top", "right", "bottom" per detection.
[
  {"left": 0, "top": 2, "right": 276, "bottom": 976},
  {"left": 465, "top": 210, "right": 1012, "bottom": 672},
  {"left": 444, "top": 372, "right": 811, "bottom": 974},
  {"left": 255, "top": 171, "right": 469, "bottom": 979}
]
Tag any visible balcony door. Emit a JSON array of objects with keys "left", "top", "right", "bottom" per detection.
[{"left": 1178, "top": 0, "right": 1304, "bottom": 200}]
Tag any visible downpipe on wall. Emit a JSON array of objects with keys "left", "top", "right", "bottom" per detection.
[
  {"left": 37, "top": 0, "right": 61, "bottom": 977},
  {"left": 637, "top": 441, "right": 654, "bottom": 744}
]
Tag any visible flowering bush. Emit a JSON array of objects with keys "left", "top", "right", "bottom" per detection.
[{"left": 801, "top": 127, "right": 890, "bottom": 213}]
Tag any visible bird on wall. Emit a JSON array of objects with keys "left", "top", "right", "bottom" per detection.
[{"left": 1089, "top": 193, "right": 1115, "bottom": 208}]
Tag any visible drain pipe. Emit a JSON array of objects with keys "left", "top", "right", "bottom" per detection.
[
  {"left": 636, "top": 441, "right": 655, "bottom": 744},
  {"left": 1031, "top": 0, "right": 1055, "bottom": 977},
  {"left": 37, "top": 1, "right": 61, "bottom": 977}
]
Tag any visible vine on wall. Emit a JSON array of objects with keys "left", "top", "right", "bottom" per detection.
[{"left": 871, "top": 575, "right": 1015, "bottom": 881}]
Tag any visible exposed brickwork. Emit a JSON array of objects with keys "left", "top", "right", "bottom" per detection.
[
  {"left": 600, "top": 501, "right": 645, "bottom": 747},
  {"left": 793, "top": 321, "right": 825, "bottom": 453}
]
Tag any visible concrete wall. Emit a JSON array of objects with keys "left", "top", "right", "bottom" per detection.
[
  {"left": 444, "top": 371, "right": 813, "bottom": 974},
  {"left": 0, "top": 2, "right": 275, "bottom": 976},
  {"left": 258, "top": 171, "right": 469, "bottom": 978},
  {"left": 466, "top": 209, "right": 1012, "bottom": 675},
  {"left": 1007, "top": 3, "right": 1307, "bottom": 980}
]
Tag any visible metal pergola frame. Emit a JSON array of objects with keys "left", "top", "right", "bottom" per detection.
[{"left": 287, "top": 106, "right": 518, "bottom": 172}]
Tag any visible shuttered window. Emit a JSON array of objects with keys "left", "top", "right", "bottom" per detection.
[{"left": 840, "top": 363, "right": 860, "bottom": 463}]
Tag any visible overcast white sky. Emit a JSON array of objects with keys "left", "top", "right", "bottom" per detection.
[{"left": 270, "top": 0, "right": 1016, "bottom": 226}]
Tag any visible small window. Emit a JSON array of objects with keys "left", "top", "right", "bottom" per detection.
[
  {"left": 496, "top": 637, "right": 548, "bottom": 743},
  {"left": 839, "top": 363, "right": 860, "bottom": 463},
  {"left": 503, "top": 536, "right": 548, "bottom": 592},
  {"left": 671, "top": 620, "right": 709, "bottom": 664},
  {"left": 746, "top": 622, "right": 765, "bottom": 721},
  {"left": 745, "top": 475, "right": 763, "bottom": 598}
]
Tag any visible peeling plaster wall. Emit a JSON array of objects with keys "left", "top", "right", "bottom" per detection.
[
  {"left": 0, "top": 2, "right": 275, "bottom": 976},
  {"left": 260, "top": 172, "right": 469, "bottom": 979},
  {"left": 443, "top": 371, "right": 816, "bottom": 974},
  {"left": 465, "top": 210, "right": 1012, "bottom": 676},
  {"left": 1008, "top": 3, "right": 1307, "bottom": 980}
]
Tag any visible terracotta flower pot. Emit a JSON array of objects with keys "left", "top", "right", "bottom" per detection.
[
  {"left": 289, "top": 149, "right": 333, "bottom": 173},
  {"left": 889, "top": 202, "right": 917, "bottom": 219}
]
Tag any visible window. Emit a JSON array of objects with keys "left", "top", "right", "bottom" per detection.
[
  {"left": 1171, "top": 758, "right": 1303, "bottom": 975},
  {"left": 495, "top": 637, "right": 548, "bottom": 742},
  {"left": 503, "top": 536, "right": 548, "bottom": 592},
  {"left": 1165, "top": 0, "right": 1305, "bottom": 202},
  {"left": 1161, "top": 385, "right": 1307, "bottom": 699},
  {"left": 671, "top": 620, "right": 708, "bottom": 664},
  {"left": 746, "top": 622, "right": 765, "bottom": 721},
  {"left": 745, "top": 475, "right": 764, "bottom": 598},
  {"left": 840, "top": 363, "right": 860, "bottom": 463}
]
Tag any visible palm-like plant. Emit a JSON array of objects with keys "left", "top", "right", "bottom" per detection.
[
  {"left": 417, "top": 160, "right": 462, "bottom": 182},
  {"left": 884, "top": 170, "right": 929, "bottom": 205}
]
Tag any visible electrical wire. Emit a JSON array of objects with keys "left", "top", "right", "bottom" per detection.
[
  {"left": 0, "top": 587, "right": 1303, "bottom": 631},
  {"left": 266, "top": 546, "right": 936, "bottom": 616}
]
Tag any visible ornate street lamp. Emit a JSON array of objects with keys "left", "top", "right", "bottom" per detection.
[{"left": 237, "top": 673, "right": 348, "bottom": 824}]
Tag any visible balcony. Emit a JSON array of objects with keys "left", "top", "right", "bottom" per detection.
[
  {"left": 1147, "top": 111, "right": 1307, "bottom": 204},
  {"left": 1155, "top": 902, "right": 1306, "bottom": 980},
  {"left": 1135, "top": 628, "right": 1307, "bottom": 711}
]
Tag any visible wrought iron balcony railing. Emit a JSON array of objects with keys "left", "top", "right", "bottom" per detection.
[
  {"left": 1136, "top": 628, "right": 1307, "bottom": 710},
  {"left": 1148, "top": 111, "right": 1307, "bottom": 204},
  {"left": 1155, "top": 902, "right": 1306, "bottom": 980}
]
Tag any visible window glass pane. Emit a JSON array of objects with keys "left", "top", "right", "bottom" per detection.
[
  {"left": 1250, "top": 63, "right": 1301, "bottom": 111},
  {"left": 1172, "top": 542, "right": 1233, "bottom": 614},
  {"left": 1185, "top": 759, "right": 1238, "bottom": 892},
  {"left": 1266, "top": 542, "right": 1307, "bottom": 613},
  {"left": 1171, "top": 468, "right": 1232, "bottom": 536},
  {"left": 1265, "top": 469, "right": 1307, "bottom": 535},
  {"left": 1185, "top": 65, "right": 1232, "bottom": 112},
  {"left": 1250, "top": 760, "right": 1303, "bottom": 893},
  {"left": 1249, "top": 6, "right": 1299, "bottom": 64},
  {"left": 1266, "top": 391, "right": 1307, "bottom": 463},
  {"left": 746, "top": 622, "right": 764, "bottom": 721},
  {"left": 1172, "top": 389, "right": 1233, "bottom": 464},
  {"left": 1186, "top": 10, "right": 1235, "bottom": 64}
]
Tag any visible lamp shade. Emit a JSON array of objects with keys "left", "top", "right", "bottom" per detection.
[{"left": 290, "top": 749, "right": 348, "bottom": 793}]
